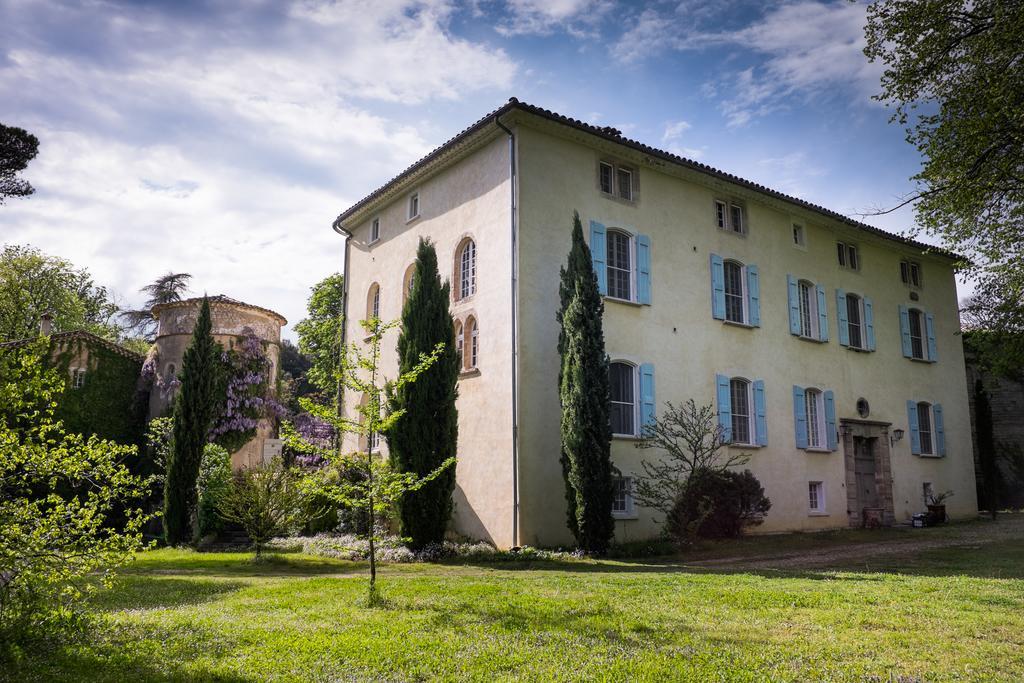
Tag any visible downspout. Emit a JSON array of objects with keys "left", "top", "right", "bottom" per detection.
[
  {"left": 495, "top": 115, "right": 520, "bottom": 547},
  {"left": 331, "top": 218, "right": 352, "bottom": 430}
]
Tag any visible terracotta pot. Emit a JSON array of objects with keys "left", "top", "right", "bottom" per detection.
[{"left": 927, "top": 504, "right": 947, "bottom": 525}]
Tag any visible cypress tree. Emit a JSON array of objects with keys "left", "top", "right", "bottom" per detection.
[
  {"left": 975, "top": 378, "right": 1001, "bottom": 519},
  {"left": 388, "top": 238, "right": 459, "bottom": 550},
  {"left": 164, "top": 297, "right": 222, "bottom": 545},
  {"left": 558, "top": 211, "right": 614, "bottom": 553}
]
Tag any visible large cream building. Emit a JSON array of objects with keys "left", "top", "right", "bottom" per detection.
[{"left": 332, "top": 99, "right": 977, "bottom": 549}]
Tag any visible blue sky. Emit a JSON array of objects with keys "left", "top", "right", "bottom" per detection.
[{"left": 0, "top": 0, "right": 954, "bottom": 338}]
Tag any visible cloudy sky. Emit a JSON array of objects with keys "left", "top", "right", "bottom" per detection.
[{"left": 0, "top": 0, "right": 952, "bottom": 339}]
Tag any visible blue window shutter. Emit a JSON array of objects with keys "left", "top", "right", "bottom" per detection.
[
  {"left": 793, "top": 385, "right": 808, "bottom": 449},
  {"left": 787, "top": 275, "right": 801, "bottom": 335},
  {"left": 907, "top": 400, "right": 921, "bottom": 454},
  {"left": 816, "top": 285, "right": 829, "bottom": 342},
  {"left": 899, "top": 305, "right": 913, "bottom": 358},
  {"left": 716, "top": 374, "right": 732, "bottom": 441},
  {"left": 637, "top": 234, "right": 652, "bottom": 305},
  {"left": 710, "top": 254, "right": 725, "bottom": 320},
  {"left": 864, "top": 297, "right": 876, "bottom": 351},
  {"left": 754, "top": 379, "right": 767, "bottom": 446},
  {"left": 747, "top": 265, "right": 761, "bottom": 327},
  {"left": 925, "top": 313, "right": 938, "bottom": 362},
  {"left": 933, "top": 403, "right": 945, "bottom": 455},
  {"left": 590, "top": 220, "right": 607, "bottom": 296},
  {"left": 824, "top": 390, "right": 837, "bottom": 451},
  {"left": 640, "top": 363, "right": 656, "bottom": 430},
  {"left": 836, "top": 289, "right": 849, "bottom": 346}
]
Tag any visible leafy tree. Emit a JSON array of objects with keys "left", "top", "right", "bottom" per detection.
[
  {"left": 387, "top": 239, "right": 459, "bottom": 550},
  {"left": 974, "top": 379, "right": 1001, "bottom": 519},
  {"left": 279, "top": 339, "right": 314, "bottom": 410},
  {"left": 0, "top": 244, "right": 120, "bottom": 342},
  {"left": 633, "top": 400, "right": 751, "bottom": 518},
  {"left": 295, "top": 273, "right": 345, "bottom": 410},
  {"left": 196, "top": 443, "right": 232, "bottom": 539},
  {"left": 0, "top": 123, "right": 39, "bottom": 204},
  {"left": 299, "top": 318, "right": 452, "bottom": 603},
  {"left": 163, "top": 297, "right": 222, "bottom": 545},
  {"left": 0, "top": 340, "right": 153, "bottom": 649},
  {"left": 864, "top": 1, "right": 1024, "bottom": 343},
  {"left": 962, "top": 295, "right": 1024, "bottom": 380},
  {"left": 218, "top": 459, "right": 313, "bottom": 558},
  {"left": 557, "top": 211, "right": 614, "bottom": 554},
  {"left": 119, "top": 272, "right": 192, "bottom": 340}
]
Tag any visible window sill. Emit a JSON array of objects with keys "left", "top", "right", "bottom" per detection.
[
  {"left": 716, "top": 227, "right": 748, "bottom": 238},
  {"left": 796, "top": 334, "right": 827, "bottom": 344},
  {"left": 368, "top": 238, "right": 380, "bottom": 247},
  {"left": 599, "top": 190, "right": 637, "bottom": 206},
  {"left": 604, "top": 296, "right": 643, "bottom": 307},
  {"left": 612, "top": 433, "right": 642, "bottom": 441},
  {"left": 804, "top": 447, "right": 833, "bottom": 454},
  {"left": 845, "top": 345, "right": 873, "bottom": 353},
  {"left": 915, "top": 453, "right": 943, "bottom": 459},
  {"left": 405, "top": 214, "right": 421, "bottom": 225},
  {"left": 458, "top": 368, "right": 481, "bottom": 379},
  {"left": 612, "top": 512, "right": 639, "bottom": 520},
  {"left": 808, "top": 512, "right": 830, "bottom": 517},
  {"left": 727, "top": 442, "right": 762, "bottom": 449},
  {"left": 723, "top": 320, "right": 756, "bottom": 329},
  {"left": 908, "top": 356, "right": 935, "bottom": 364}
]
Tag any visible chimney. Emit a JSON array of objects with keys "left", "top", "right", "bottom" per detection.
[{"left": 39, "top": 311, "right": 53, "bottom": 336}]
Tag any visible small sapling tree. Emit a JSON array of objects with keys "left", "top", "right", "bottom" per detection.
[{"left": 218, "top": 458, "right": 312, "bottom": 559}]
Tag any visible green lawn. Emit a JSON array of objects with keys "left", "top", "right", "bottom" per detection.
[{"left": 9, "top": 518, "right": 1024, "bottom": 682}]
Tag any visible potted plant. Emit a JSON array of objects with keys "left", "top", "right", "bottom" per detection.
[{"left": 927, "top": 490, "right": 954, "bottom": 525}]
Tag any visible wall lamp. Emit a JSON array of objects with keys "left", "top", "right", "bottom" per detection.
[{"left": 890, "top": 428, "right": 905, "bottom": 446}]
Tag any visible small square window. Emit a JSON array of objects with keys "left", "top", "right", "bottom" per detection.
[
  {"left": 408, "top": 193, "right": 420, "bottom": 220},
  {"left": 715, "top": 200, "right": 727, "bottom": 229},
  {"left": 792, "top": 223, "right": 805, "bottom": 247},
  {"left": 838, "top": 241, "right": 859, "bottom": 270},
  {"left": 730, "top": 204, "right": 744, "bottom": 234},
  {"left": 599, "top": 162, "right": 614, "bottom": 194},
  {"left": 616, "top": 168, "right": 633, "bottom": 200},
  {"left": 901, "top": 260, "right": 922, "bottom": 287},
  {"left": 612, "top": 477, "right": 635, "bottom": 517},
  {"left": 370, "top": 217, "right": 380, "bottom": 243},
  {"left": 808, "top": 481, "right": 825, "bottom": 513}
]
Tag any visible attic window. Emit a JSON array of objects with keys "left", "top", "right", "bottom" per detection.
[{"left": 408, "top": 193, "right": 420, "bottom": 221}]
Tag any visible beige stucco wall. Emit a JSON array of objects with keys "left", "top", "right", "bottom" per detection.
[
  {"left": 515, "top": 121, "right": 977, "bottom": 546},
  {"left": 339, "top": 133, "right": 517, "bottom": 547},
  {"left": 149, "top": 300, "right": 283, "bottom": 470}
]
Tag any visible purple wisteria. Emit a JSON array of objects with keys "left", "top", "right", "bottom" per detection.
[{"left": 208, "top": 327, "right": 277, "bottom": 450}]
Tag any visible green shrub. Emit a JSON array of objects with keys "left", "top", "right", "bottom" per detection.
[
  {"left": 667, "top": 469, "right": 771, "bottom": 544},
  {"left": 196, "top": 443, "right": 231, "bottom": 540}
]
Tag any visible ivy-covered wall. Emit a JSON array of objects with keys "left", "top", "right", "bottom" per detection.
[{"left": 51, "top": 338, "right": 149, "bottom": 448}]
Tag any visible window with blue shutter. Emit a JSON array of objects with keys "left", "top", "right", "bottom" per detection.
[
  {"left": 746, "top": 265, "right": 761, "bottom": 327},
  {"left": 787, "top": 275, "right": 801, "bottom": 335},
  {"left": 933, "top": 403, "right": 945, "bottom": 455},
  {"left": 640, "top": 363, "right": 655, "bottom": 430},
  {"left": 824, "top": 390, "right": 837, "bottom": 451},
  {"left": 899, "top": 305, "right": 913, "bottom": 358},
  {"left": 590, "top": 220, "right": 607, "bottom": 296},
  {"left": 925, "top": 313, "right": 937, "bottom": 362},
  {"left": 793, "top": 385, "right": 808, "bottom": 449},
  {"left": 816, "top": 285, "right": 829, "bottom": 342},
  {"left": 716, "top": 373, "right": 732, "bottom": 441},
  {"left": 863, "top": 298, "right": 876, "bottom": 351},
  {"left": 754, "top": 379, "right": 767, "bottom": 445},
  {"left": 637, "top": 234, "right": 651, "bottom": 305},
  {"left": 835, "top": 290, "right": 849, "bottom": 346},
  {"left": 710, "top": 254, "right": 726, "bottom": 320},
  {"left": 907, "top": 399, "right": 921, "bottom": 454}
]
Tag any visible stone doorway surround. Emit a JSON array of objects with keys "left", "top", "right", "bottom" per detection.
[{"left": 840, "top": 419, "right": 895, "bottom": 527}]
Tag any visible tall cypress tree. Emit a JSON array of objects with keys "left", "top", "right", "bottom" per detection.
[
  {"left": 388, "top": 238, "right": 459, "bottom": 550},
  {"left": 558, "top": 211, "right": 614, "bottom": 553},
  {"left": 164, "top": 297, "right": 222, "bottom": 545}
]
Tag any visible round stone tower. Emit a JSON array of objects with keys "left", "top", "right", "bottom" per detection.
[{"left": 148, "top": 295, "right": 287, "bottom": 469}]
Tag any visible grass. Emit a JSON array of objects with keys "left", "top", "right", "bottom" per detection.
[{"left": 8, "top": 518, "right": 1024, "bottom": 682}]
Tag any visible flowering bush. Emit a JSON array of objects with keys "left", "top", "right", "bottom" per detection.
[{"left": 209, "top": 328, "right": 284, "bottom": 453}]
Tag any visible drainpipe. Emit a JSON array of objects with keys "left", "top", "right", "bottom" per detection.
[
  {"left": 331, "top": 218, "right": 352, "bottom": 428},
  {"left": 495, "top": 114, "right": 520, "bottom": 547}
]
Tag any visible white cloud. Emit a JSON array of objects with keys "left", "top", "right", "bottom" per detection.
[
  {"left": 662, "top": 120, "right": 692, "bottom": 143},
  {"left": 496, "top": 0, "right": 614, "bottom": 38}
]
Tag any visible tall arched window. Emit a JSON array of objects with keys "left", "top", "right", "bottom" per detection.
[
  {"left": 465, "top": 316, "right": 479, "bottom": 369},
  {"left": 609, "top": 361, "right": 637, "bottom": 436},
  {"left": 908, "top": 308, "right": 926, "bottom": 359},
  {"left": 729, "top": 377, "right": 752, "bottom": 444},
  {"left": 917, "top": 402, "right": 933, "bottom": 454},
  {"left": 723, "top": 260, "right": 746, "bottom": 324},
  {"left": 456, "top": 238, "right": 476, "bottom": 300},
  {"left": 367, "top": 283, "right": 381, "bottom": 320},
  {"left": 797, "top": 279, "right": 818, "bottom": 338},
  {"left": 606, "top": 230, "right": 632, "bottom": 301},
  {"left": 804, "top": 388, "right": 825, "bottom": 448},
  {"left": 846, "top": 293, "right": 863, "bottom": 348},
  {"left": 403, "top": 264, "right": 416, "bottom": 304},
  {"left": 454, "top": 320, "right": 464, "bottom": 368}
]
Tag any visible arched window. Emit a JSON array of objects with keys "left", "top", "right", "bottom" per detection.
[
  {"left": 846, "top": 293, "right": 863, "bottom": 348},
  {"left": 723, "top": 260, "right": 746, "bottom": 324},
  {"left": 917, "top": 402, "right": 933, "bottom": 455},
  {"left": 606, "top": 229, "right": 632, "bottom": 301},
  {"left": 609, "top": 361, "right": 637, "bottom": 436},
  {"left": 908, "top": 308, "right": 926, "bottom": 359},
  {"left": 465, "top": 316, "right": 479, "bottom": 369},
  {"left": 454, "top": 320, "right": 464, "bottom": 369},
  {"left": 367, "top": 283, "right": 381, "bottom": 320},
  {"left": 456, "top": 238, "right": 476, "bottom": 300},
  {"left": 403, "top": 264, "right": 416, "bottom": 304},
  {"left": 804, "top": 388, "right": 825, "bottom": 448},
  {"left": 729, "top": 377, "right": 752, "bottom": 445},
  {"left": 797, "top": 279, "right": 818, "bottom": 339},
  {"left": 166, "top": 363, "right": 176, "bottom": 379}
]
